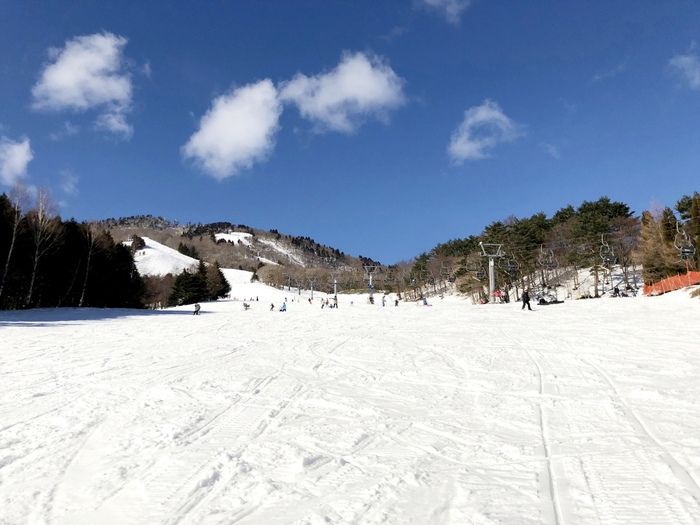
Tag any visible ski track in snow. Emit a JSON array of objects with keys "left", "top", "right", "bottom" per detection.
[{"left": 1, "top": 289, "right": 700, "bottom": 524}]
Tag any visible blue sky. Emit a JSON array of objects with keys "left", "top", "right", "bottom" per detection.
[{"left": 1, "top": 1, "right": 700, "bottom": 264}]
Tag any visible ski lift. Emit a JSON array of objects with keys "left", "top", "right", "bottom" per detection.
[
  {"left": 600, "top": 234, "right": 618, "bottom": 267},
  {"left": 440, "top": 262, "right": 453, "bottom": 277},
  {"left": 674, "top": 222, "right": 697, "bottom": 260},
  {"left": 539, "top": 246, "right": 558, "bottom": 270},
  {"left": 499, "top": 255, "right": 520, "bottom": 274}
]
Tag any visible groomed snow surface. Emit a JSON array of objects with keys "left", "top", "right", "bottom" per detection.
[{"left": 2, "top": 279, "right": 700, "bottom": 524}]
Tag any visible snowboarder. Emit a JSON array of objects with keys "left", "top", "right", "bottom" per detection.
[
  {"left": 270, "top": 303, "right": 275, "bottom": 311},
  {"left": 193, "top": 303, "right": 200, "bottom": 315},
  {"left": 395, "top": 299, "right": 399, "bottom": 307},
  {"left": 521, "top": 290, "right": 532, "bottom": 311},
  {"left": 280, "top": 302, "right": 287, "bottom": 312}
]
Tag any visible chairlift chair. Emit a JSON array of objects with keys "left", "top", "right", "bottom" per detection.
[
  {"left": 681, "top": 246, "right": 696, "bottom": 260},
  {"left": 600, "top": 234, "right": 617, "bottom": 267},
  {"left": 539, "top": 246, "right": 558, "bottom": 270},
  {"left": 674, "top": 222, "right": 697, "bottom": 261}
]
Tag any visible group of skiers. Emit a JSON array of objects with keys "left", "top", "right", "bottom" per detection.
[{"left": 192, "top": 291, "right": 537, "bottom": 314}]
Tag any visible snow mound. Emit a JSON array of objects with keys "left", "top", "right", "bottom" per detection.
[{"left": 132, "top": 237, "right": 199, "bottom": 277}]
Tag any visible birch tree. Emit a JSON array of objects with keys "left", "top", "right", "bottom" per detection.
[
  {"left": 0, "top": 182, "right": 27, "bottom": 302},
  {"left": 25, "top": 188, "right": 61, "bottom": 306}
]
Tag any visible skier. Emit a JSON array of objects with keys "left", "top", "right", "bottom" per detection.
[
  {"left": 193, "top": 303, "right": 201, "bottom": 315},
  {"left": 270, "top": 303, "right": 275, "bottom": 311},
  {"left": 521, "top": 290, "right": 532, "bottom": 311},
  {"left": 395, "top": 299, "right": 399, "bottom": 307},
  {"left": 381, "top": 296, "right": 386, "bottom": 307}
]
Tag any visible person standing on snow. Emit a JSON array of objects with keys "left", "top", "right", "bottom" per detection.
[
  {"left": 193, "top": 303, "right": 201, "bottom": 315},
  {"left": 521, "top": 290, "right": 532, "bottom": 311}
]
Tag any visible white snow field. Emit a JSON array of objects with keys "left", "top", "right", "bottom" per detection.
[
  {"left": 2, "top": 283, "right": 700, "bottom": 525},
  {"left": 132, "top": 238, "right": 199, "bottom": 277}
]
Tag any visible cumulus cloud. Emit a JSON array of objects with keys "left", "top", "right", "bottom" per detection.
[
  {"left": 448, "top": 100, "right": 524, "bottom": 163},
  {"left": 419, "top": 0, "right": 472, "bottom": 24},
  {"left": 31, "top": 32, "right": 134, "bottom": 139},
  {"left": 0, "top": 136, "right": 33, "bottom": 186},
  {"left": 279, "top": 52, "right": 405, "bottom": 133},
  {"left": 670, "top": 44, "right": 700, "bottom": 89},
  {"left": 182, "top": 79, "right": 282, "bottom": 180}
]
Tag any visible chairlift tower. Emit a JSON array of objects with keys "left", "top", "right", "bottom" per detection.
[
  {"left": 330, "top": 270, "right": 340, "bottom": 298},
  {"left": 479, "top": 242, "right": 504, "bottom": 304},
  {"left": 307, "top": 277, "right": 317, "bottom": 300},
  {"left": 364, "top": 265, "right": 379, "bottom": 303}
]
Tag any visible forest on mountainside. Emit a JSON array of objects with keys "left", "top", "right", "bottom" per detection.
[{"left": 408, "top": 194, "right": 699, "bottom": 301}]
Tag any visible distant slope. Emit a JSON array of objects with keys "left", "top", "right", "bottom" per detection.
[{"left": 133, "top": 237, "right": 199, "bottom": 277}]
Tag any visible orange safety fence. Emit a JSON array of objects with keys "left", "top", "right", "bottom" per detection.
[{"left": 643, "top": 271, "right": 700, "bottom": 296}]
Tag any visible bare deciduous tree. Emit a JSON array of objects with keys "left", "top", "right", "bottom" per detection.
[
  {"left": 78, "top": 222, "right": 101, "bottom": 307},
  {"left": 25, "top": 188, "right": 61, "bottom": 307},
  {"left": 0, "top": 181, "right": 28, "bottom": 302}
]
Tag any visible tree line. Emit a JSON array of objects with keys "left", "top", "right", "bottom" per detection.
[
  {"left": 0, "top": 185, "right": 144, "bottom": 310},
  {"left": 415, "top": 193, "right": 699, "bottom": 300}
]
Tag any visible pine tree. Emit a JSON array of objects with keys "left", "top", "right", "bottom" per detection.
[{"left": 206, "top": 261, "right": 230, "bottom": 300}]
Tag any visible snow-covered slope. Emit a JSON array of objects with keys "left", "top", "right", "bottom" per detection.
[
  {"left": 132, "top": 236, "right": 198, "bottom": 277},
  {"left": 2, "top": 288, "right": 700, "bottom": 523},
  {"left": 214, "top": 232, "right": 253, "bottom": 246}
]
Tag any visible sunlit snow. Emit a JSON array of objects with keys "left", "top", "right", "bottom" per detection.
[
  {"left": 132, "top": 237, "right": 199, "bottom": 277},
  {"left": 2, "top": 279, "right": 700, "bottom": 524}
]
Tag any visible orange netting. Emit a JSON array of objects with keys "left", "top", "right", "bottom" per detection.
[{"left": 643, "top": 271, "right": 700, "bottom": 296}]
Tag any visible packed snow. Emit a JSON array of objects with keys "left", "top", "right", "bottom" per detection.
[
  {"left": 2, "top": 278, "right": 700, "bottom": 524},
  {"left": 131, "top": 237, "right": 199, "bottom": 277}
]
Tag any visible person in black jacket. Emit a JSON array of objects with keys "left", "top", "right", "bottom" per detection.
[{"left": 521, "top": 290, "right": 532, "bottom": 311}]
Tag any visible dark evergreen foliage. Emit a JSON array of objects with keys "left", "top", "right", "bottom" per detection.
[
  {"left": 177, "top": 242, "right": 200, "bottom": 259},
  {"left": 167, "top": 260, "right": 231, "bottom": 306},
  {"left": 0, "top": 195, "right": 146, "bottom": 310}
]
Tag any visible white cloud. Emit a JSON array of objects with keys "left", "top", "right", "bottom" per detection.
[
  {"left": 0, "top": 136, "right": 33, "bottom": 186},
  {"left": 142, "top": 61, "right": 152, "bottom": 78},
  {"left": 31, "top": 32, "right": 133, "bottom": 139},
  {"left": 541, "top": 142, "right": 560, "bottom": 159},
  {"left": 182, "top": 79, "right": 282, "bottom": 180},
  {"left": 382, "top": 26, "right": 409, "bottom": 42},
  {"left": 591, "top": 62, "right": 626, "bottom": 83},
  {"left": 279, "top": 52, "right": 406, "bottom": 133},
  {"left": 670, "top": 44, "right": 700, "bottom": 89},
  {"left": 419, "top": 0, "right": 472, "bottom": 24},
  {"left": 60, "top": 169, "right": 79, "bottom": 195},
  {"left": 448, "top": 100, "right": 524, "bottom": 163},
  {"left": 49, "top": 121, "right": 80, "bottom": 141}
]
